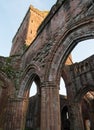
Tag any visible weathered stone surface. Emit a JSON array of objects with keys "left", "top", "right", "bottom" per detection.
[{"left": 0, "top": 0, "right": 94, "bottom": 130}]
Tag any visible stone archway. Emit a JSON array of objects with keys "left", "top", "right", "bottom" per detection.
[
  {"left": 24, "top": 75, "right": 41, "bottom": 130},
  {"left": 48, "top": 25, "right": 94, "bottom": 82},
  {"left": 17, "top": 64, "right": 42, "bottom": 130},
  {"left": 75, "top": 86, "right": 94, "bottom": 130},
  {"left": 2, "top": 0, "right": 94, "bottom": 130},
  {"left": 47, "top": 22, "right": 94, "bottom": 130}
]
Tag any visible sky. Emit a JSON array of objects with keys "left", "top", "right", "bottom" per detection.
[{"left": 0, "top": 1, "right": 94, "bottom": 96}]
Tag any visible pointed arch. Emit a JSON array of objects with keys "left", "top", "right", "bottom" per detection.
[
  {"left": 18, "top": 64, "right": 41, "bottom": 98},
  {"left": 48, "top": 18, "right": 94, "bottom": 82}
]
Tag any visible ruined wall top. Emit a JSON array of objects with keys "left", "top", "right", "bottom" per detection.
[{"left": 37, "top": 0, "right": 65, "bottom": 34}]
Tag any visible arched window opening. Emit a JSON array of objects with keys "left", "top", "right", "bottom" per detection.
[
  {"left": 61, "top": 106, "right": 70, "bottom": 130},
  {"left": 25, "top": 75, "right": 41, "bottom": 130},
  {"left": 59, "top": 77, "right": 67, "bottom": 96},
  {"left": 81, "top": 91, "right": 94, "bottom": 130},
  {"left": 64, "top": 39, "right": 94, "bottom": 130},
  {"left": 29, "top": 81, "right": 37, "bottom": 97}
]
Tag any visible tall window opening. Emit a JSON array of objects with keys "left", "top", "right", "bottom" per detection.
[{"left": 25, "top": 75, "right": 41, "bottom": 130}]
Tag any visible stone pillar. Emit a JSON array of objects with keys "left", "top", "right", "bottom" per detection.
[
  {"left": 66, "top": 82, "right": 84, "bottom": 130},
  {"left": 4, "top": 97, "right": 28, "bottom": 130},
  {"left": 88, "top": 104, "right": 94, "bottom": 130},
  {"left": 40, "top": 82, "right": 61, "bottom": 130},
  {"left": 69, "top": 102, "right": 84, "bottom": 130},
  {"left": 64, "top": 66, "right": 84, "bottom": 130}
]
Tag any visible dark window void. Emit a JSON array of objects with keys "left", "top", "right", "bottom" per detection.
[{"left": 61, "top": 106, "right": 70, "bottom": 130}]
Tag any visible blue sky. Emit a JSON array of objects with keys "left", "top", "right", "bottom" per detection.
[{"left": 72, "top": 40, "right": 94, "bottom": 62}]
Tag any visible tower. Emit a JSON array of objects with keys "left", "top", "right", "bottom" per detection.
[{"left": 10, "top": 5, "right": 48, "bottom": 56}]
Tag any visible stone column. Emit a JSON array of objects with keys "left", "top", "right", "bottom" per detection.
[
  {"left": 88, "top": 103, "right": 94, "bottom": 130},
  {"left": 69, "top": 102, "right": 84, "bottom": 130},
  {"left": 64, "top": 66, "right": 84, "bottom": 130},
  {"left": 4, "top": 97, "right": 28, "bottom": 130},
  {"left": 40, "top": 82, "right": 61, "bottom": 130},
  {"left": 66, "top": 82, "right": 84, "bottom": 130}
]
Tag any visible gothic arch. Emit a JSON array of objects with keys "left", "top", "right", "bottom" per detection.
[
  {"left": 3, "top": 0, "right": 94, "bottom": 130},
  {"left": 48, "top": 20, "right": 94, "bottom": 82},
  {"left": 74, "top": 84, "right": 94, "bottom": 130},
  {"left": 18, "top": 64, "right": 42, "bottom": 98}
]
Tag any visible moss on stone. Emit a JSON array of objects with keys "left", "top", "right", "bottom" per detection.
[
  {"left": 1, "top": 57, "right": 15, "bottom": 79},
  {"left": 0, "top": 56, "right": 22, "bottom": 90}
]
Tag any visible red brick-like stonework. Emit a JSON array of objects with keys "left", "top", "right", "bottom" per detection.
[{"left": 0, "top": 0, "right": 94, "bottom": 130}]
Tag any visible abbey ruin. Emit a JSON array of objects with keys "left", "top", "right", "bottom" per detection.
[{"left": 0, "top": 0, "right": 94, "bottom": 130}]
